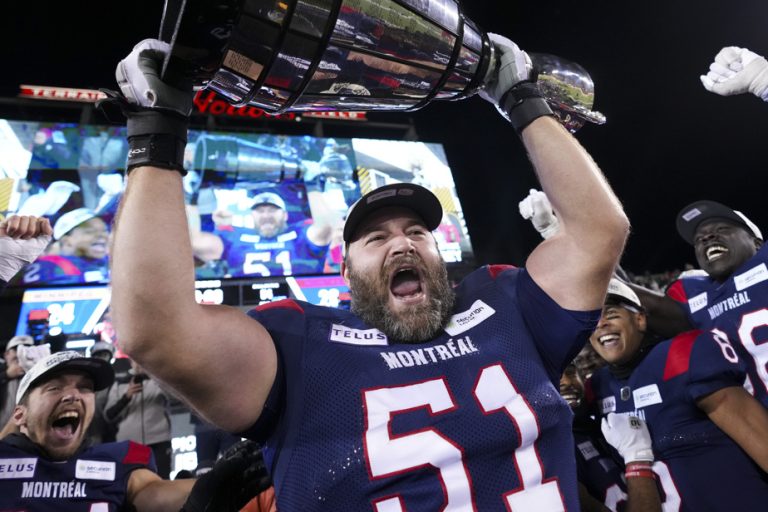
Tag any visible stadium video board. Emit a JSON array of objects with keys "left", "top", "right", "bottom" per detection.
[{"left": 0, "top": 119, "right": 473, "bottom": 287}]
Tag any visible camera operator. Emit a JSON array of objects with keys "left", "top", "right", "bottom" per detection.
[{"left": 105, "top": 358, "right": 172, "bottom": 478}]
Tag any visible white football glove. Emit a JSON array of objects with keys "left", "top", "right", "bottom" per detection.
[
  {"left": 700, "top": 46, "right": 768, "bottom": 101},
  {"left": 0, "top": 216, "right": 53, "bottom": 282},
  {"left": 16, "top": 344, "right": 51, "bottom": 372},
  {"left": 116, "top": 39, "right": 194, "bottom": 116},
  {"left": 601, "top": 412, "right": 654, "bottom": 464},
  {"left": 479, "top": 34, "right": 534, "bottom": 108},
  {"left": 518, "top": 189, "right": 560, "bottom": 239}
]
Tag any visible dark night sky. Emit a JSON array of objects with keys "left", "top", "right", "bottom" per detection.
[{"left": 2, "top": 0, "right": 767, "bottom": 274}]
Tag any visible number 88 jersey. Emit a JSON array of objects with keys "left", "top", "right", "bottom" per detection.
[
  {"left": 242, "top": 265, "right": 599, "bottom": 511},
  {"left": 666, "top": 243, "right": 768, "bottom": 406}
]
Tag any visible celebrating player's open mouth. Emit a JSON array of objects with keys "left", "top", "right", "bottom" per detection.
[
  {"left": 389, "top": 265, "right": 425, "bottom": 305},
  {"left": 50, "top": 407, "right": 83, "bottom": 443}
]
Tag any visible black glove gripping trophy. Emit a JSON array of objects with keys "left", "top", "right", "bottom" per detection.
[{"left": 159, "top": 0, "right": 605, "bottom": 132}]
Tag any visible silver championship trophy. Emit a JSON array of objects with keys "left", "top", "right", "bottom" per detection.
[{"left": 160, "top": 0, "right": 605, "bottom": 131}]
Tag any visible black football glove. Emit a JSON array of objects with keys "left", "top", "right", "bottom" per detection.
[
  {"left": 180, "top": 440, "right": 272, "bottom": 512},
  {"left": 98, "top": 39, "right": 194, "bottom": 174}
]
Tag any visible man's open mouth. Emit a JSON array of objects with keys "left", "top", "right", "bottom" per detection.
[
  {"left": 390, "top": 267, "right": 423, "bottom": 299},
  {"left": 598, "top": 334, "right": 620, "bottom": 348},
  {"left": 706, "top": 244, "right": 728, "bottom": 262},
  {"left": 51, "top": 410, "right": 81, "bottom": 438},
  {"left": 559, "top": 388, "right": 582, "bottom": 407}
]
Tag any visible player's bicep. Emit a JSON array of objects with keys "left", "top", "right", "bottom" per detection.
[
  {"left": 161, "top": 304, "right": 278, "bottom": 432},
  {"left": 525, "top": 234, "right": 619, "bottom": 311}
]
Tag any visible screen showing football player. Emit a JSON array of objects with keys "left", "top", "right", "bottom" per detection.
[
  {"left": 191, "top": 189, "right": 336, "bottom": 277},
  {"left": 22, "top": 208, "right": 110, "bottom": 285},
  {"left": 108, "top": 36, "right": 629, "bottom": 510},
  {"left": 588, "top": 279, "right": 768, "bottom": 510},
  {"left": 1, "top": 351, "right": 194, "bottom": 511}
]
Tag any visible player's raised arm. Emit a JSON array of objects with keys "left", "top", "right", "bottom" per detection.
[
  {"left": 479, "top": 34, "right": 629, "bottom": 310},
  {"left": 107, "top": 40, "right": 276, "bottom": 432}
]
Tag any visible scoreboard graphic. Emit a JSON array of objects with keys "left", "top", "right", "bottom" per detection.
[{"left": 15, "top": 286, "right": 111, "bottom": 338}]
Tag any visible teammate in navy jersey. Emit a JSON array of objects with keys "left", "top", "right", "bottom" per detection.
[
  {"left": 109, "top": 36, "right": 629, "bottom": 511},
  {"left": 561, "top": 364, "right": 661, "bottom": 512},
  {"left": 0, "top": 215, "right": 52, "bottom": 288},
  {"left": 0, "top": 351, "right": 194, "bottom": 511},
  {"left": 625, "top": 201, "right": 768, "bottom": 407},
  {"left": 588, "top": 279, "right": 768, "bottom": 511},
  {"left": 191, "top": 190, "right": 335, "bottom": 278},
  {"left": 22, "top": 208, "right": 110, "bottom": 285}
]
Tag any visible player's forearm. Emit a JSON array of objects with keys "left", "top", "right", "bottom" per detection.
[
  {"left": 625, "top": 475, "right": 662, "bottom": 512},
  {"left": 625, "top": 282, "right": 692, "bottom": 337},
  {"left": 521, "top": 117, "right": 629, "bottom": 256},
  {"left": 577, "top": 483, "right": 611, "bottom": 512},
  {"left": 133, "top": 478, "right": 195, "bottom": 512},
  {"left": 111, "top": 166, "right": 198, "bottom": 357}
]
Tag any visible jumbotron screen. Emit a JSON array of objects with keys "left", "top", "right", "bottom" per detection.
[{"left": 0, "top": 119, "right": 474, "bottom": 287}]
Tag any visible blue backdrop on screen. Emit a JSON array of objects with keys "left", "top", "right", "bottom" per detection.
[{"left": 0, "top": 119, "right": 474, "bottom": 286}]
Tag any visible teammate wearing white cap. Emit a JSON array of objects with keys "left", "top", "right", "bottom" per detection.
[
  {"left": 0, "top": 351, "right": 195, "bottom": 511},
  {"left": 588, "top": 279, "right": 768, "bottom": 510}
]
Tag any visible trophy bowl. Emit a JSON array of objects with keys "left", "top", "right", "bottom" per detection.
[{"left": 161, "top": 0, "right": 605, "bottom": 130}]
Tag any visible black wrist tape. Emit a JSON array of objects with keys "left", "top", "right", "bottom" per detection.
[
  {"left": 126, "top": 110, "right": 188, "bottom": 175},
  {"left": 499, "top": 82, "right": 554, "bottom": 133}
]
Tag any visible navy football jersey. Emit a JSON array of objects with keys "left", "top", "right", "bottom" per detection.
[
  {"left": 666, "top": 243, "right": 768, "bottom": 406},
  {"left": 589, "top": 330, "right": 768, "bottom": 511},
  {"left": 573, "top": 418, "right": 628, "bottom": 511},
  {"left": 217, "top": 221, "right": 327, "bottom": 277},
  {"left": 0, "top": 435, "right": 156, "bottom": 511},
  {"left": 242, "top": 265, "right": 599, "bottom": 511},
  {"left": 22, "top": 255, "right": 109, "bottom": 285}
]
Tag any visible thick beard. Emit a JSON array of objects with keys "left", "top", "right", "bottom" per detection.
[{"left": 347, "top": 254, "right": 455, "bottom": 344}]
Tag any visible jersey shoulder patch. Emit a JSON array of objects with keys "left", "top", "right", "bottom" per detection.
[{"left": 663, "top": 330, "right": 702, "bottom": 381}]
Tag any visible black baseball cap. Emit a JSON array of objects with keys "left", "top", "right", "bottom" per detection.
[
  {"left": 342, "top": 183, "right": 443, "bottom": 243},
  {"left": 676, "top": 200, "right": 763, "bottom": 245}
]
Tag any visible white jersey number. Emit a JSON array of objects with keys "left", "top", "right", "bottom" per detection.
[
  {"left": 363, "top": 363, "right": 564, "bottom": 511},
  {"left": 242, "top": 250, "right": 292, "bottom": 276},
  {"left": 737, "top": 309, "right": 768, "bottom": 394}
]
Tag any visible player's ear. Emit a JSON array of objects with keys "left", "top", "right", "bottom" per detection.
[
  {"left": 12, "top": 405, "right": 27, "bottom": 428},
  {"left": 634, "top": 311, "right": 648, "bottom": 334},
  {"left": 340, "top": 252, "right": 350, "bottom": 285}
]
